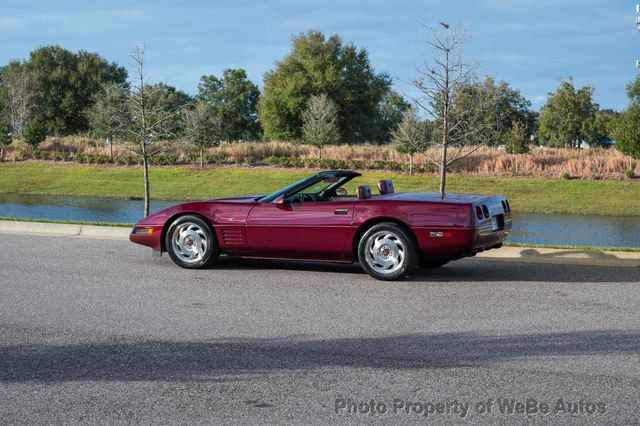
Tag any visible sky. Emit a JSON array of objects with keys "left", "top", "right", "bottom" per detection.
[{"left": 0, "top": 0, "right": 638, "bottom": 111}]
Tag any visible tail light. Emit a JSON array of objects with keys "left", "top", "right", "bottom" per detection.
[{"left": 475, "top": 206, "right": 483, "bottom": 219}]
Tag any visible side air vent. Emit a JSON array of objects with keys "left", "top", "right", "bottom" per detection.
[
  {"left": 482, "top": 205, "right": 489, "bottom": 218},
  {"left": 221, "top": 228, "right": 243, "bottom": 245}
]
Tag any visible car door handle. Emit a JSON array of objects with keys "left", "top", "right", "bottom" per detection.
[{"left": 334, "top": 208, "right": 349, "bottom": 215}]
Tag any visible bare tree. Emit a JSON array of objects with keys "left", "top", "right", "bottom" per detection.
[
  {"left": 302, "top": 93, "right": 340, "bottom": 158},
  {"left": 391, "top": 106, "right": 429, "bottom": 175},
  {"left": 413, "top": 25, "right": 500, "bottom": 197},
  {"left": 122, "top": 45, "right": 184, "bottom": 217},
  {"left": 1, "top": 63, "right": 37, "bottom": 140}
]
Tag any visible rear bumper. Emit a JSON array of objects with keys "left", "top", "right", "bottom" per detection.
[{"left": 416, "top": 226, "right": 510, "bottom": 260}]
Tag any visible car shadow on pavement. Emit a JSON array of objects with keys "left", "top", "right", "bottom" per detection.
[
  {"left": 1, "top": 329, "right": 639, "bottom": 383},
  {"left": 210, "top": 256, "right": 640, "bottom": 284}
]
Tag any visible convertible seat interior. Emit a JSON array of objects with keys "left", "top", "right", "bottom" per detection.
[
  {"left": 377, "top": 179, "right": 394, "bottom": 195},
  {"left": 356, "top": 185, "right": 372, "bottom": 199}
]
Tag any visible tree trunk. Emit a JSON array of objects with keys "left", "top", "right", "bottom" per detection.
[
  {"left": 409, "top": 153, "right": 414, "bottom": 176},
  {"left": 318, "top": 146, "right": 322, "bottom": 159},
  {"left": 439, "top": 145, "right": 447, "bottom": 198},
  {"left": 107, "top": 136, "right": 113, "bottom": 161},
  {"left": 0, "top": 146, "right": 4, "bottom": 162},
  {"left": 142, "top": 145, "right": 150, "bottom": 218},
  {"left": 200, "top": 148, "right": 204, "bottom": 168},
  {"left": 515, "top": 156, "right": 519, "bottom": 176}
]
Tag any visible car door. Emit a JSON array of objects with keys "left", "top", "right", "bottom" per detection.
[{"left": 245, "top": 199, "right": 355, "bottom": 260}]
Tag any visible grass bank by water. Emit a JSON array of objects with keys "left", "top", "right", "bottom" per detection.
[{"left": 1, "top": 162, "right": 638, "bottom": 216}]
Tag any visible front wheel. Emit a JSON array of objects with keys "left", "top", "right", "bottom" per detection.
[
  {"left": 165, "top": 215, "right": 220, "bottom": 269},
  {"left": 358, "top": 223, "right": 418, "bottom": 280}
]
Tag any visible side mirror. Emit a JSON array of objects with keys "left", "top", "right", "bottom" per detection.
[
  {"left": 273, "top": 195, "right": 286, "bottom": 206},
  {"left": 335, "top": 188, "right": 347, "bottom": 197}
]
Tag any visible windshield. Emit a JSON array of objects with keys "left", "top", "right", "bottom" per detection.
[{"left": 258, "top": 175, "right": 318, "bottom": 203}]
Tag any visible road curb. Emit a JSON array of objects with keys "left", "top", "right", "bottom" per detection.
[
  {"left": 0, "top": 220, "right": 638, "bottom": 266},
  {"left": 0, "top": 220, "right": 130, "bottom": 240}
]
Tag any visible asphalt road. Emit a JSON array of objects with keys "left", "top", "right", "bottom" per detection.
[{"left": 1, "top": 234, "right": 639, "bottom": 425}]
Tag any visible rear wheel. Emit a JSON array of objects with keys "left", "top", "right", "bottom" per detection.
[
  {"left": 165, "top": 215, "right": 219, "bottom": 269},
  {"left": 358, "top": 222, "right": 418, "bottom": 281}
]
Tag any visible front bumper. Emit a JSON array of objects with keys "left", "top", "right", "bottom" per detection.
[{"left": 129, "top": 225, "right": 164, "bottom": 254}]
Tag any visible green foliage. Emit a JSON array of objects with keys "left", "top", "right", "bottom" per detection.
[
  {"left": 259, "top": 31, "right": 391, "bottom": 143},
  {"left": 613, "top": 106, "right": 640, "bottom": 159},
  {"left": 581, "top": 111, "right": 612, "bottom": 147},
  {"left": 197, "top": 69, "right": 261, "bottom": 140},
  {"left": 151, "top": 153, "right": 179, "bottom": 165},
  {"left": 0, "top": 121, "right": 11, "bottom": 147},
  {"left": 301, "top": 94, "right": 340, "bottom": 156},
  {"left": 28, "top": 45, "right": 127, "bottom": 135},
  {"left": 392, "top": 107, "right": 429, "bottom": 155},
  {"left": 141, "top": 83, "right": 192, "bottom": 137},
  {"left": 376, "top": 90, "right": 410, "bottom": 143},
  {"left": 562, "top": 172, "right": 572, "bottom": 180},
  {"left": 624, "top": 169, "right": 635, "bottom": 179},
  {"left": 183, "top": 101, "right": 222, "bottom": 150},
  {"left": 22, "top": 118, "right": 46, "bottom": 148},
  {"left": 505, "top": 121, "right": 530, "bottom": 154},
  {"left": 537, "top": 78, "right": 598, "bottom": 148},
  {"left": 87, "top": 82, "right": 129, "bottom": 140}
]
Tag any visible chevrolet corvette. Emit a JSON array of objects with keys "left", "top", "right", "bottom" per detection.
[{"left": 130, "top": 170, "right": 511, "bottom": 280}]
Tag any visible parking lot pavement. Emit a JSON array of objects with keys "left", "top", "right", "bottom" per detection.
[{"left": 1, "top": 234, "right": 639, "bottom": 424}]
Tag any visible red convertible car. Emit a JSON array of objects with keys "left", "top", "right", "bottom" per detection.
[{"left": 130, "top": 170, "right": 511, "bottom": 280}]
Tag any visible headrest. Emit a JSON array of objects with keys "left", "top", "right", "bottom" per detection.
[
  {"left": 377, "top": 179, "right": 394, "bottom": 195},
  {"left": 356, "top": 185, "right": 372, "bottom": 200}
]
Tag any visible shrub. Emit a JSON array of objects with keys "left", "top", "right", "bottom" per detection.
[
  {"left": 16, "top": 149, "right": 30, "bottom": 161},
  {"left": 348, "top": 159, "right": 367, "bottom": 170},
  {"left": 562, "top": 172, "right": 572, "bottom": 180},
  {"left": 23, "top": 119, "right": 46, "bottom": 149},
  {"left": 624, "top": 168, "right": 635, "bottom": 179},
  {"left": 152, "top": 153, "right": 179, "bottom": 165},
  {"left": 75, "top": 153, "right": 88, "bottom": 163},
  {"left": 114, "top": 154, "right": 141, "bottom": 165}
]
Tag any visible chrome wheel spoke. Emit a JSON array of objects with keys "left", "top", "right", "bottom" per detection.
[
  {"left": 172, "top": 222, "right": 208, "bottom": 264},
  {"left": 364, "top": 230, "right": 405, "bottom": 275}
]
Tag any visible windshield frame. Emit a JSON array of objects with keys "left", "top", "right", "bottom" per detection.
[{"left": 258, "top": 171, "right": 361, "bottom": 203}]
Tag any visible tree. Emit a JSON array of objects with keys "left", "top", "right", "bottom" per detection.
[
  {"left": 22, "top": 117, "right": 46, "bottom": 150},
  {"left": 143, "top": 83, "right": 193, "bottom": 137},
  {"left": 0, "top": 121, "right": 10, "bottom": 160},
  {"left": 455, "top": 76, "right": 533, "bottom": 145},
  {"left": 87, "top": 82, "right": 129, "bottom": 160},
  {"left": 613, "top": 76, "right": 640, "bottom": 160},
  {"left": 301, "top": 94, "right": 340, "bottom": 158},
  {"left": 537, "top": 78, "right": 598, "bottom": 148},
  {"left": 120, "top": 46, "right": 185, "bottom": 217},
  {"left": 259, "top": 30, "right": 391, "bottom": 143},
  {"left": 505, "top": 120, "right": 530, "bottom": 154},
  {"left": 183, "top": 101, "right": 223, "bottom": 167},
  {"left": 581, "top": 111, "right": 612, "bottom": 147},
  {"left": 28, "top": 45, "right": 127, "bottom": 135},
  {"left": 376, "top": 90, "right": 410, "bottom": 144},
  {"left": 414, "top": 25, "right": 500, "bottom": 197},
  {"left": 197, "top": 69, "right": 260, "bottom": 141},
  {"left": 392, "top": 106, "right": 428, "bottom": 175},
  {"left": 0, "top": 61, "right": 37, "bottom": 140}
]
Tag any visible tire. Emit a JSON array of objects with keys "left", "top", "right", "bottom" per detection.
[
  {"left": 357, "top": 222, "right": 418, "bottom": 280},
  {"left": 165, "top": 215, "right": 220, "bottom": 269},
  {"left": 420, "top": 259, "right": 449, "bottom": 269}
]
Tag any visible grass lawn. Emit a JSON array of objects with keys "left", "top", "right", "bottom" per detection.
[{"left": 1, "top": 161, "right": 638, "bottom": 216}]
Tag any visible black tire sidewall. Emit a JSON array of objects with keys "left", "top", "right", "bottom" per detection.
[
  {"left": 165, "top": 215, "right": 219, "bottom": 269},
  {"left": 358, "top": 223, "right": 418, "bottom": 280}
]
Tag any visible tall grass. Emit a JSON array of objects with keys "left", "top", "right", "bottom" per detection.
[{"left": 4, "top": 137, "right": 638, "bottom": 180}]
